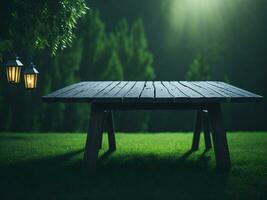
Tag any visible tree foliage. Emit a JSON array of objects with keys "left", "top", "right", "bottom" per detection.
[
  {"left": 0, "top": 9, "right": 155, "bottom": 132},
  {"left": 114, "top": 18, "right": 155, "bottom": 80},
  {"left": 185, "top": 55, "right": 210, "bottom": 81},
  {"left": 0, "top": 0, "right": 87, "bottom": 59}
]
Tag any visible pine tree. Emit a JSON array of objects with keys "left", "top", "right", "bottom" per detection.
[
  {"left": 113, "top": 18, "right": 155, "bottom": 131},
  {"left": 79, "top": 10, "right": 107, "bottom": 81},
  {"left": 185, "top": 54, "right": 210, "bottom": 81},
  {"left": 129, "top": 18, "right": 155, "bottom": 80},
  {"left": 0, "top": 9, "right": 156, "bottom": 132},
  {"left": 114, "top": 18, "right": 155, "bottom": 80}
]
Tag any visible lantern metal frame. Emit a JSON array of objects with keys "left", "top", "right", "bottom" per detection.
[
  {"left": 23, "top": 62, "right": 39, "bottom": 90},
  {"left": 5, "top": 57, "right": 23, "bottom": 84}
]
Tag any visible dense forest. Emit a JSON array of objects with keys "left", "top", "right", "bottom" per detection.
[{"left": 0, "top": 0, "right": 266, "bottom": 132}]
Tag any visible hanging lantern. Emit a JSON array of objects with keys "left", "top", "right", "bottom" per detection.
[
  {"left": 23, "top": 62, "right": 39, "bottom": 89},
  {"left": 6, "top": 57, "right": 23, "bottom": 84}
]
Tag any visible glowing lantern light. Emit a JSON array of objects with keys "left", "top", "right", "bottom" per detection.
[
  {"left": 6, "top": 57, "right": 23, "bottom": 84},
  {"left": 23, "top": 62, "right": 39, "bottom": 89}
]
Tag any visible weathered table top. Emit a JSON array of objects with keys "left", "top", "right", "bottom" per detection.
[{"left": 42, "top": 81, "right": 262, "bottom": 103}]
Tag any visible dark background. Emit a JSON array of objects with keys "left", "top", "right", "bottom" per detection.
[{"left": 93, "top": 0, "right": 267, "bottom": 131}]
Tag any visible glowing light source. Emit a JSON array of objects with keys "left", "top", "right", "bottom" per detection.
[
  {"left": 23, "top": 62, "right": 39, "bottom": 89},
  {"left": 6, "top": 57, "right": 23, "bottom": 84},
  {"left": 166, "top": 0, "right": 237, "bottom": 47}
]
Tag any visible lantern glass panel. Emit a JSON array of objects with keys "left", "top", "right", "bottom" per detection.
[
  {"left": 6, "top": 66, "right": 21, "bottom": 83},
  {"left": 24, "top": 74, "right": 38, "bottom": 89}
]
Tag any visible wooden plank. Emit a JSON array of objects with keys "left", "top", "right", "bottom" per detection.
[
  {"left": 97, "top": 81, "right": 136, "bottom": 100},
  {"left": 218, "top": 82, "right": 262, "bottom": 97},
  {"left": 43, "top": 81, "right": 262, "bottom": 103},
  {"left": 98, "top": 102, "right": 209, "bottom": 111},
  {"left": 74, "top": 81, "right": 113, "bottom": 98},
  {"left": 59, "top": 82, "right": 101, "bottom": 97},
  {"left": 91, "top": 81, "right": 129, "bottom": 103},
  {"left": 100, "top": 81, "right": 128, "bottom": 98},
  {"left": 124, "top": 81, "right": 146, "bottom": 101},
  {"left": 45, "top": 82, "right": 87, "bottom": 97},
  {"left": 208, "top": 103, "right": 231, "bottom": 170},
  {"left": 196, "top": 82, "right": 241, "bottom": 98},
  {"left": 162, "top": 81, "right": 188, "bottom": 98},
  {"left": 140, "top": 81, "right": 155, "bottom": 101},
  {"left": 92, "top": 82, "right": 136, "bottom": 103},
  {"left": 114, "top": 81, "right": 136, "bottom": 98},
  {"left": 192, "top": 82, "right": 228, "bottom": 97},
  {"left": 207, "top": 81, "right": 248, "bottom": 97},
  {"left": 93, "top": 81, "right": 121, "bottom": 98},
  {"left": 170, "top": 81, "right": 203, "bottom": 98},
  {"left": 154, "top": 81, "right": 174, "bottom": 102},
  {"left": 180, "top": 81, "right": 222, "bottom": 98},
  {"left": 208, "top": 81, "right": 261, "bottom": 98}
]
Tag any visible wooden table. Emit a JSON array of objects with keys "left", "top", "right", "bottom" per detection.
[{"left": 43, "top": 81, "right": 262, "bottom": 170}]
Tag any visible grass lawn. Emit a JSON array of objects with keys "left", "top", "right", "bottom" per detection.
[{"left": 0, "top": 132, "right": 267, "bottom": 200}]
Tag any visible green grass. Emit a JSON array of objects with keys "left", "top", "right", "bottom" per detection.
[{"left": 0, "top": 132, "right": 267, "bottom": 200}]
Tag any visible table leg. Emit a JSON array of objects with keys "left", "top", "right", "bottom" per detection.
[
  {"left": 107, "top": 110, "right": 116, "bottom": 151},
  {"left": 98, "top": 131, "right": 103, "bottom": 149},
  {"left": 208, "top": 103, "right": 231, "bottom": 169},
  {"left": 203, "top": 110, "right": 212, "bottom": 150},
  {"left": 98, "top": 111, "right": 107, "bottom": 150},
  {"left": 84, "top": 104, "right": 105, "bottom": 169},
  {"left": 191, "top": 110, "right": 202, "bottom": 151},
  {"left": 98, "top": 110, "right": 116, "bottom": 151}
]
